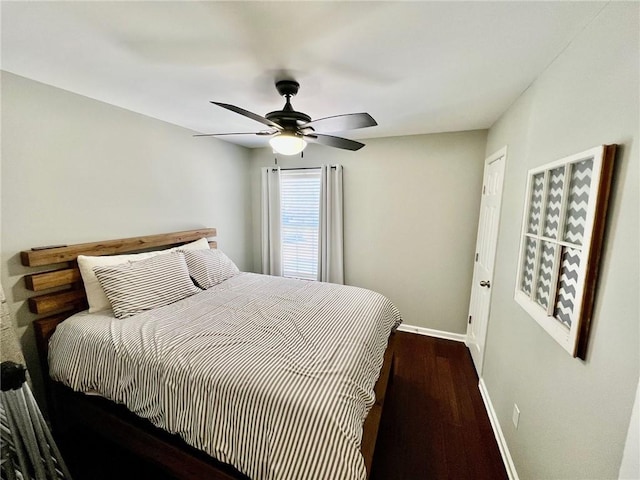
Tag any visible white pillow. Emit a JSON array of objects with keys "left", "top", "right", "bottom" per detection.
[
  {"left": 93, "top": 252, "right": 201, "bottom": 319},
  {"left": 183, "top": 249, "right": 240, "bottom": 290},
  {"left": 78, "top": 237, "right": 210, "bottom": 313}
]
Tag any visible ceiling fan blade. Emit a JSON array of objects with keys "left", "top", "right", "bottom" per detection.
[
  {"left": 301, "top": 113, "right": 377, "bottom": 133},
  {"left": 193, "top": 131, "right": 275, "bottom": 137},
  {"left": 211, "top": 102, "right": 283, "bottom": 130},
  {"left": 304, "top": 134, "right": 365, "bottom": 151}
]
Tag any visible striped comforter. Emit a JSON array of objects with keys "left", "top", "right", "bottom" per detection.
[{"left": 49, "top": 273, "right": 402, "bottom": 479}]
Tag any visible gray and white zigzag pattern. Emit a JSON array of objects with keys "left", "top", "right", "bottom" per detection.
[
  {"left": 554, "top": 247, "right": 581, "bottom": 327},
  {"left": 528, "top": 173, "right": 545, "bottom": 234},
  {"left": 535, "top": 242, "right": 555, "bottom": 309},
  {"left": 544, "top": 167, "right": 564, "bottom": 239},
  {"left": 521, "top": 237, "right": 537, "bottom": 295},
  {"left": 564, "top": 159, "right": 593, "bottom": 245}
]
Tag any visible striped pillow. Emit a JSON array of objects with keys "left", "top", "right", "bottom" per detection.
[
  {"left": 93, "top": 252, "right": 201, "bottom": 319},
  {"left": 79, "top": 237, "right": 210, "bottom": 313},
  {"left": 183, "top": 249, "right": 240, "bottom": 290}
]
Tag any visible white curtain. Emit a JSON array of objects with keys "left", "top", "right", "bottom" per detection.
[
  {"left": 261, "top": 166, "right": 282, "bottom": 276},
  {"left": 318, "top": 165, "right": 344, "bottom": 284}
]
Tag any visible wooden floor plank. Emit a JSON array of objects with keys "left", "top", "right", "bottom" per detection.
[{"left": 371, "top": 331, "right": 508, "bottom": 480}]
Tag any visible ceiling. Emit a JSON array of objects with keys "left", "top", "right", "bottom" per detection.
[{"left": 1, "top": 1, "right": 605, "bottom": 148}]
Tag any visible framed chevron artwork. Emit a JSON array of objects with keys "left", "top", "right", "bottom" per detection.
[{"left": 514, "top": 145, "right": 616, "bottom": 359}]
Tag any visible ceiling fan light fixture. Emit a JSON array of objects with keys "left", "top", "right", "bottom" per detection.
[{"left": 269, "top": 133, "right": 307, "bottom": 156}]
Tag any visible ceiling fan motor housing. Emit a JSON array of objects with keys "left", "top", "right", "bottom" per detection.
[{"left": 266, "top": 80, "right": 312, "bottom": 130}]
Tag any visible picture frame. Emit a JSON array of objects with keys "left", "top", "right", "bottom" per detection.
[{"left": 514, "top": 145, "right": 616, "bottom": 358}]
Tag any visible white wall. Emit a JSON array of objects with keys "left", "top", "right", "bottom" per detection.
[
  {"left": 619, "top": 378, "right": 640, "bottom": 479},
  {"left": 482, "top": 3, "right": 639, "bottom": 478},
  {"left": 1, "top": 72, "right": 253, "bottom": 401},
  {"left": 250, "top": 130, "right": 487, "bottom": 334}
]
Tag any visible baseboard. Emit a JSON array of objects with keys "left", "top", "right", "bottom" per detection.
[
  {"left": 478, "top": 378, "right": 520, "bottom": 480},
  {"left": 396, "top": 323, "right": 467, "bottom": 343}
]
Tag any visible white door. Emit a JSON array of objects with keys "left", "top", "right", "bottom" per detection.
[{"left": 467, "top": 147, "right": 507, "bottom": 375}]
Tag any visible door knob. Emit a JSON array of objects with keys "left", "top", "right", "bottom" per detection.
[{"left": 479, "top": 280, "right": 491, "bottom": 288}]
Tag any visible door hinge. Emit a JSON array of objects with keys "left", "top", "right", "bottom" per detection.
[
  {"left": 483, "top": 185, "right": 486, "bottom": 194},
  {"left": 468, "top": 315, "right": 472, "bottom": 324},
  {"left": 475, "top": 253, "right": 479, "bottom": 262}
]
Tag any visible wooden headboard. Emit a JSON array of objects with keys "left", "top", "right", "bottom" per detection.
[{"left": 21, "top": 228, "right": 217, "bottom": 373}]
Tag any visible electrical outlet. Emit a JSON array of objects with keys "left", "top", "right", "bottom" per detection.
[{"left": 512, "top": 404, "right": 520, "bottom": 429}]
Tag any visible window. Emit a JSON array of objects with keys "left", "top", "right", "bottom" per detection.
[
  {"left": 280, "top": 169, "right": 321, "bottom": 280},
  {"left": 514, "top": 145, "right": 615, "bottom": 358}
]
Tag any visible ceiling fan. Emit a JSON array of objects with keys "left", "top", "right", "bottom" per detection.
[{"left": 195, "top": 79, "right": 377, "bottom": 155}]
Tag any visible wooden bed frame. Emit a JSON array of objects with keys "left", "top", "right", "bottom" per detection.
[{"left": 22, "top": 228, "right": 395, "bottom": 479}]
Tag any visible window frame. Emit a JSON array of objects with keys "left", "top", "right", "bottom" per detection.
[
  {"left": 514, "top": 145, "right": 616, "bottom": 358},
  {"left": 279, "top": 168, "right": 322, "bottom": 281}
]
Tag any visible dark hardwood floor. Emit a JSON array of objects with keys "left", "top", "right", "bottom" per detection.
[
  {"left": 59, "top": 331, "right": 507, "bottom": 479},
  {"left": 370, "top": 331, "right": 507, "bottom": 480}
]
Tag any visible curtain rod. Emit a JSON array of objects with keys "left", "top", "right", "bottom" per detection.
[{"left": 271, "top": 166, "right": 336, "bottom": 171}]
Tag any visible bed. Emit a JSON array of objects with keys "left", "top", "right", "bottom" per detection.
[{"left": 22, "top": 229, "right": 400, "bottom": 480}]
